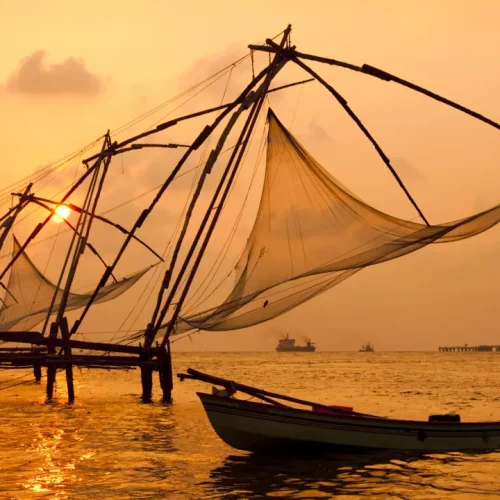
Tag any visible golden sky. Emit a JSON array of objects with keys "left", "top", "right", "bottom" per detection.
[{"left": 1, "top": 1, "right": 499, "bottom": 350}]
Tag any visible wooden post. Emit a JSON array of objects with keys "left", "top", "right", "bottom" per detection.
[
  {"left": 46, "top": 322, "right": 58, "bottom": 399},
  {"left": 140, "top": 363, "right": 153, "bottom": 402},
  {"left": 140, "top": 336, "right": 153, "bottom": 402},
  {"left": 60, "top": 317, "right": 75, "bottom": 402},
  {"left": 158, "top": 342, "right": 173, "bottom": 402},
  {"left": 33, "top": 348, "right": 42, "bottom": 383}
]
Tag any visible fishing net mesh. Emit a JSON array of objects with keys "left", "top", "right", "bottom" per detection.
[
  {"left": 170, "top": 109, "right": 500, "bottom": 333},
  {"left": 0, "top": 237, "right": 154, "bottom": 331}
]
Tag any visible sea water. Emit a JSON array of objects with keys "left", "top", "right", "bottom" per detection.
[{"left": 1, "top": 351, "right": 499, "bottom": 499}]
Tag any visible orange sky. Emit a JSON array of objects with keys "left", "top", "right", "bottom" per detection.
[{"left": 1, "top": 1, "right": 499, "bottom": 351}]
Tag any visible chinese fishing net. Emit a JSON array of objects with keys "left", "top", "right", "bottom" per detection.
[
  {"left": 165, "top": 109, "right": 500, "bottom": 334},
  {"left": 0, "top": 236, "right": 155, "bottom": 331}
]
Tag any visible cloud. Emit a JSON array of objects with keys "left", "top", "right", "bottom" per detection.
[
  {"left": 181, "top": 45, "right": 247, "bottom": 86},
  {"left": 5, "top": 50, "right": 105, "bottom": 96},
  {"left": 306, "top": 119, "right": 331, "bottom": 143},
  {"left": 391, "top": 157, "right": 425, "bottom": 182}
]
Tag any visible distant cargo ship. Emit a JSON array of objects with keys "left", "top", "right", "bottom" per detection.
[
  {"left": 276, "top": 334, "right": 316, "bottom": 352},
  {"left": 359, "top": 342, "right": 374, "bottom": 352}
]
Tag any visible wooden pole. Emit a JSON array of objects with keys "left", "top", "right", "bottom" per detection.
[
  {"left": 179, "top": 368, "right": 381, "bottom": 418},
  {"left": 158, "top": 89, "right": 272, "bottom": 349},
  {"left": 0, "top": 183, "right": 32, "bottom": 253},
  {"left": 290, "top": 55, "right": 430, "bottom": 226},
  {"left": 157, "top": 30, "right": 291, "bottom": 350},
  {"left": 158, "top": 342, "right": 173, "bottom": 402},
  {"left": 0, "top": 330, "right": 152, "bottom": 354},
  {"left": 0, "top": 147, "right": 107, "bottom": 289},
  {"left": 33, "top": 348, "right": 42, "bottom": 383},
  {"left": 46, "top": 322, "right": 58, "bottom": 399},
  {"left": 248, "top": 42, "right": 500, "bottom": 132},
  {"left": 70, "top": 63, "right": 276, "bottom": 341},
  {"left": 60, "top": 317, "right": 74, "bottom": 402},
  {"left": 139, "top": 343, "right": 153, "bottom": 402},
  {"left": 12, "top": 194, "right": 164, "bottom": 262},
  {"left": 81, "top": 76, "right": 313, "bottom": 164}
]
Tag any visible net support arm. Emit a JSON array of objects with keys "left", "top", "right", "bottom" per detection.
[
  {"left": 291, "top": 53, "right": 430, "bottom": 225},
  {"left": 82, "top": 77, "right": 314, "bottom": 164},
  {"left": 150, "top": 60, "right": 288, "bottom": 344},
  {"left": 14, "top": 194, "right": 164, "bottom": 262},
  {"left": 28, "top": 198, "right": 119, "bottom": 282},
  {"left": 249, "top": 43, "right": 500, "bottom": 132},
  {"left": 0, "top": 183, "right": 33, "bottom": 249},
  {"left": 0, "top": 143, "right": 107, "bottom": 286},
  {"left": 70, "top": 59, "right": 282, "bottom": 338},
  {"left": 157, "top": 27, "right": 292, "bottom": 348}
]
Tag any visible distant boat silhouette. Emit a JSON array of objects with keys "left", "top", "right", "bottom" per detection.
[
  {"left": 276, "top": 334, "right": 316, "bottom": 352},
  {"left": 359, "top": 342, "right": 374, "bottom": 352}
]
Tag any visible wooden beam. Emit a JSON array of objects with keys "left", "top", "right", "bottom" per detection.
[
  {"left": 179, "top": 368, "right": 382, "bottom": 418},
  {"left": 82, "top": 78, "right": 314, "bottom": 164},
  {"left": 0, "top": 331, "right": 151, "bottom": 355},
  {"left": 0, "top": 354, "right": 158, "bottom": 367},
  {"left": 291, "top": 55, "right": 430, "bottom": 226},
  {"left": 249, "top": 42, "right": 500, "bottom": 132}
]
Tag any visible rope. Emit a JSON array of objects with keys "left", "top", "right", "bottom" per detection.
[
  {"left": 118, "top": 64, "right": 238, "bottom": 337},
  {"left": 182, "top": 111, "right": 269, "bottom": 315}
]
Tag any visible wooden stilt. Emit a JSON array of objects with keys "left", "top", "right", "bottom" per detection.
[
  {"left": 140, "top": 339, "right": 153, "bottom": 401},
  {"left": 46, "top": 322, "right": 58, "bottom": 400},
  {"left": 33, "top": 357, "right": 42, "bottom": 383},
  {"left": 60, "top": 317, "right": 75, "bottom": 402},
  {"left": 46, "top": 366, "right": 56, "bottom": 398},
  {"left": 31, "top": 346, "right": 42, "bottom": 383},
  {"left": 140, "top": 364, "right": 153, "bottom": 402},
  {"left": 33, "top": 364, "right": 42, "bottom": 383},
  {"left": 158, "top": 342, "right": 173, "bottom": 402}
]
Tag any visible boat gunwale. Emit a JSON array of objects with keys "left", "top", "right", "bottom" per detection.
[{"left": 197, "top": 392, "right": 500, "bottom": 430}]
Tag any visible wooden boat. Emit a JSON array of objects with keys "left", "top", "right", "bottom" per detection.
[{"left": 179, "top": 369, "right": 500, "bottom": 453}]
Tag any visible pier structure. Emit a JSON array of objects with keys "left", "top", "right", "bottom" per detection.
[{"left": 438, "top": 344, "right": 500, "bottom": 352}]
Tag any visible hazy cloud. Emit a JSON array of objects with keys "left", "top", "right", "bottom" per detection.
[
  {"left": 391, "top": 157, "right": 425, "bottom": 182},
  {"left": 6, "top": 50, "right": 105, "bottom": 96},
  {"left": 181, "top": 45, "right": 246, "bottom": 86},
  {"left": 307, "top": 119, "right": 331, "bottom": 143}
]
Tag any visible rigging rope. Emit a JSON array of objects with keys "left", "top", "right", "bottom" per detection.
[
  {"left": 118, "top": 67, "right": 238, "bottom": 336},
  {"left": 182, "top": 110, "right": 269, "bottom": 315}
]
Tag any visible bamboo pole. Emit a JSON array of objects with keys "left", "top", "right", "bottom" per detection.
[
  {"left": 46, "top": 322, "right": 57, "bottom": 399},
  {"left": 0, "top": 183, "right": 32, "bottom": 253},
  {"left": 15, "top": 194, "right": 164, "bottom": 262},
  {"left": 179, "top": 368, "right": 381, "bottom": 418},
  {"left": 149, "top": 30, "right": 291, "bottom": 402},
  {"left": 0, "top": 331, "right": 150, "bottom": 355},
  {"left": 157, "top": 29, "right": 292, "bottom": 352},
  {"left": 59, "top": 317, "right": 74, "bottom": 402},
  {"left": 81, "top": 77, "right": 314, "bottom": 164},
  {"left": 248, "top": 43, "right": 500, "bottom": 132},
  {"left": 0, "top": 142, "right": 107, "bottom": 288},
  {"left": 71, "top": 63, "right": 277, "bottom": 342},
  {"left": 289, "top": 54, "right": 430, "bottom": 226}
]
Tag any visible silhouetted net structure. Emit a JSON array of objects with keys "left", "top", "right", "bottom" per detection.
[
  {"left": 0, "top": 237, "right": 155, "bottom": 331},
  {"left": 167, "top": 109, "right": 500, "bottom": 333}
]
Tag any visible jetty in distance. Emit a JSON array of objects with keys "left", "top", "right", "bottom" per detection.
[{"left": 438, "top": 344, "right": 500, "bottom": 352}]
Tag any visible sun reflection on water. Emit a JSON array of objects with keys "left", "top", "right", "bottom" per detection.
[{"left": 22, "top": 424, "right": 95, "bottom": 498}]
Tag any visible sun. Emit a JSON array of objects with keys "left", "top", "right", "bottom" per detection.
[{"left": 52, "top": 205, "right": 71, "bottom": 223}]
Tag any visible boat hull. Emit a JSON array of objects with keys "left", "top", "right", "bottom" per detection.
[{"left": 198, "top": 393, "right": 500, "bottom": 453}]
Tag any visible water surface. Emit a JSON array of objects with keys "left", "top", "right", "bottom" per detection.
[{"left": 1, "top": 352, "right": 499, "bottom": 498}]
